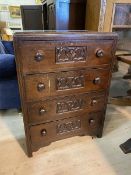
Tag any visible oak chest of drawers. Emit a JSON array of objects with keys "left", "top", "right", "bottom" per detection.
[{"left": 14, "top": 31, "right": 117, "bottom": 157}]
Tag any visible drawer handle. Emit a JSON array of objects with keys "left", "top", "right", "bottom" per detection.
[
  {"left": 93, "top": 77, "right": 101, "bottom": 84},
  {"left": 91, "top": 99, "right": 97, "bottom": 106},
  {"left": 89, "top": 119, "right": 95, "bottom": 125},
  {"left": 37, "top": 83, "right": 45, "bottom": 91},
  {"left": 41, "top": 129, "right": 47, "bottom": 136},
  {"left": 96, "top": 49, "right": 104, "bottom": 57},
  {"left": 39, "top": 108, "right": 46, "bottom": 115},
  {"left": 35, "top": 51, "right": 44, "bottom": 62}
]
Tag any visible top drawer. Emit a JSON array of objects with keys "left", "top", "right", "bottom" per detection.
[{"left": 18, "top": 40, "right": 114, "bottom": 74}]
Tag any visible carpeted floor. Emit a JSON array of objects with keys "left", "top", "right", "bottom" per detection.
[{"left": 0, "top": 62, "right": 131, "bottom": 175}]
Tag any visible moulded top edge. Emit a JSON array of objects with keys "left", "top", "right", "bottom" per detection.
[{"left": 13, "top": 31, "right": 118, "bottom": 40}]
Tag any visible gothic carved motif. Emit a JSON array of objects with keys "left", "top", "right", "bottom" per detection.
[
  {"left": 56, "top": 98, "right": 84, "bottom": 114},
  {"left": 56, "top": 76, "right": 84, "bottom": 90},
  {"left": 56, "top": 46, "right": 87, "bottom": 63},
  {"left": 56, "top": 120, "right": 81, "bottom": 134}
]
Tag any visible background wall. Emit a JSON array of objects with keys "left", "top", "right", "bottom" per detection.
[
  {"left": 0, "top": 0, "right": 36, "bottom": 5},
  {"left": 0, "top": 0, "right": 36, "bottom": 29}
]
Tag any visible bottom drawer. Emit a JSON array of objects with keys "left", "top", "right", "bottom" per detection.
[{"left": 30, "top": 111, "right": 104, "bottom": 148}]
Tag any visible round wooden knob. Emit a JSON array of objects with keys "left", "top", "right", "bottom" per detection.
[
  {"left": 34, "top": 51, "right": 44, "bottom": 62},
  {"left": 37, "top": 83, "right": 45, "bottom": 91},
  {"left": 96, "top": 49, "right": 104, "bottom": 57},
  {"left": 91, "top": 99, "right": 97, "bottom": 106},
  {"left": 89, "top": 119, "right": 95, "bottom": 125},
  {"left": 93, "top": 77, "right": 101, "bottom": 84},
  {"left": 41, "top": 129, "right": 47, "bottom": 136},
  {"left": 39, "top": 108, "right": 46, "bottom": 115}
]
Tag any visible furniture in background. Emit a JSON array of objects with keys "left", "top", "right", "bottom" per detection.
[
  {"left": 20, "top": 0, "right": 87, "bottom": 30},
  {"left": 0, "top": 41, "right": 20, "bottom": 109},
  {"left": 46, "top": 0, "right": 87, "bottom": 30},
  {"left": 85, "top": 0, "right": 131, "bottom": 52},
  {"left": 14, "top": 31, "right": 117, "bottom": 157},
  {"left": 86, "top": 0, "right": 131, "bottom": 86},
  {"left": 20, "top": 5, "right": 44, "bottom": 30},
  {"left": 85, "top": 0, "right": 131, "bottom": 33},
  {"left": 110, "top": 55, "right": 131, "bottom": 106},
  {"left": 85, "top": 0, "right": 103, "bottom": 31},
  {"left": 42, "top": 2, "right": 48, "bottom": 30},
  {"left": 111, "top": 3, "right": 131, "bottom": 52}
]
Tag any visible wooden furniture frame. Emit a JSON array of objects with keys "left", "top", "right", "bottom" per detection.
[
  {"left": 14, "top": 31, "right": 117, "bottom": 157},
  {"left": 85, "top": 0, "right": 131, "bottom": 32},
  {"left": 46, "top": 0, "right": 87, "bottom": 30}
]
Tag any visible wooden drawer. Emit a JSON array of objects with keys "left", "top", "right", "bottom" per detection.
[
  {"left": 25, "top": 67, "right": 110, "bottom": 102},
  {"left": 19, "top": 40, "right": 114, "bottom": 74},
  {"left": 28, "top": 91, "right": 106, "bottom": 124},
  {"left": 30, "top": 111, "right": 104, "bottom": 147}
]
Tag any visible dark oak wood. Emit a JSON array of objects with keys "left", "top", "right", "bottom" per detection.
[
  {"left": 19, "top": 40, "right": 114, "bottom": 74},
  {"left": 27, "top": 91, "right": 106, "bottom": 125},
  {"left": 20, "top": 0, "right": 86, "bottom": 30},
  {"left": 30, "top": 111, "right": 104, "bottom": 150},
  {"left": 25, "top": 68, "right": 110, "bottom": 101},
  {"left": 13, "top": 31, "right": 117, "bottom": 157}
]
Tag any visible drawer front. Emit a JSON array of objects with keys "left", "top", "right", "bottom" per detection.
[
  {"left": 19, "top": 40, "right": 114, "bottom": 73},
  {"left": 28, "top": 91, "right": 106, "bottom": 124},
  {"left": 30, "top": 111, "right": 104, "bottom": 147},
  {"left": 25, "top": 68, "right": 110, "bottom": 101}
]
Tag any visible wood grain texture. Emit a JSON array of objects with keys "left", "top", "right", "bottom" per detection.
[
  {"left": 85, "top": 0, "right": 101, "bottom": 31},
  {"left": 24, "top": 68, "right": 110, "bottom": 101},
  {"left": 13, "top": 31, "right": 117, "bottom": 157},
  {"left": 27, "top": 91, "right": 106, "bottom": 125},
  {"left": 18, "top": 40, "right": 114, "bottom": 74},
  {"left": 30, "top": 111, "right": 104, "bottom": 151}
]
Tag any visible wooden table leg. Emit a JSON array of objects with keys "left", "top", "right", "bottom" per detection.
[{"left": 109, "top": 96, "right": 131, "bottom": 106}]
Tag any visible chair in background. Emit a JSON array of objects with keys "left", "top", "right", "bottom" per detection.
[
  {"left": 0, "top": 41, "right": 20, "bottom": 109},
  {"left": 110, "top": 55, "right": 131, "bottom": 106}
]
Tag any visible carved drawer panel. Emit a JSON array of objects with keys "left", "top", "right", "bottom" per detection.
[
  {"left": 19, "top": 40, "right": 114, "bottom": 74},
  {"left": 28, "top": 91, "right": 106, "bottom": 124},
  {"left": 30, "top": 111, "right": 104, "bottom": 148},
  {"left": 25, "top": 67, "right": 110, "bottom": 102}
]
